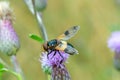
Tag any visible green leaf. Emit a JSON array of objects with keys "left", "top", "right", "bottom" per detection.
[
  {"left": 0, "top": 63, "right": 8, "bottom": 76},
  {"left": 0, "top": 64, "right": 8, "bottom": 73},
  {"left": 0, "top": 63, "right": 4, "bottom": 69},
  {"left": 29, "top": 34, "right": 44, "bottom": 43},
  {"left": 0, "top": 64, "right": 22, "bottom": 80},
  {"left": 0, "top": 63, "right": 4, "bottom": 76},
  {"left": 0, "top": 68, "right": 8, "bottom": 72}
]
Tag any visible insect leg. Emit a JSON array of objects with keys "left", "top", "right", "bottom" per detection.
[
  {"left": 50, "top": 51, "right": 57, "bottom": 59},
  {"left": 47, "top": 50, "right": 53, "bottom": 59},
  {"left": 57, "top": 50, "right": 64, "bottom": 64}
]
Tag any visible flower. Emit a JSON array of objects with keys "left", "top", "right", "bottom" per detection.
[
  {"left": 107, "top": 31, "right": 120, "bottom": 52},
  {"left": 40, "top": 50, "right": 71, "bottom": 80},
  {"left": 0, "top": 1, "right": 14, "bottom": 21},
  {"left": 107, "top": 31, "right": 120, "bottom": 70},
  {"left": 0, "top": 1, "right": 20, "bottom": 56}
]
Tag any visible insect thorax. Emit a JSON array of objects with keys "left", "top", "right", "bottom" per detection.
[
  {"left": 55, "top": 40, "right": 67, "bottom": 51},
  {"left": 47, "top": 39, "right": 59, "bottom": 49}
]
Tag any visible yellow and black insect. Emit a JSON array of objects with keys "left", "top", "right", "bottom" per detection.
[{"left": 43, "top": 26, "right": 80, "bottom": 58}]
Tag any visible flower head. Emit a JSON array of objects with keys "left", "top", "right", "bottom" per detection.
[
  {"left": 40, "top": 50, "right": 70, "bottom": 80},
  {"left": 0, "top": 1, "right": 20, "bottom": 56},
  {"left": 0, "top": 1, "right": 14, "bottom": 21},
  {"left": 107, "top": 31, "right": 120, "bottom": 70},
  {"left": 107, "top": 31, "right": 120, "bottom": 52}
]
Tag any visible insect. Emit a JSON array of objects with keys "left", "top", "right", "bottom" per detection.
[{"left": 43, "top": 26, "right": 80, "bottom": 59}]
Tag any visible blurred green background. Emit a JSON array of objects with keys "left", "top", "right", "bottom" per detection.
[{"left": 1, "top": 0, "right": 120, "bottom": 80}]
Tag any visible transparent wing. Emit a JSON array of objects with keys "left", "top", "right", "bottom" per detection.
[
  {"left": 64, "top": 43, "right": 78, "bottom": 55},
  {"left": 57, "top": 26, "right": 80, "bottom": 40}
]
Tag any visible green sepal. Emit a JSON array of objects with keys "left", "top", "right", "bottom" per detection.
[{"left": 29, "top": 34, "right": 44, "bottom": 43}]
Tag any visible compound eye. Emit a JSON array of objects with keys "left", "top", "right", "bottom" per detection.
[
  {"left": 47, "top": 42, "right": 54, "bottom": 47},
  {"left": 47, "top": 42, "right": 50, "bottom": 46}
]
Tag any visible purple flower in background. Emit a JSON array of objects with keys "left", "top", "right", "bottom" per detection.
[
  {"left": 107, "top": 31, "right": 120, "bottom": 70},
  {"left": 107, "top": 31, "right": 120, "bottom": 52},
  {"left": 40, "top": 50, "right": 71, "bottom": 80},
  {"left": 0, "top": 1, "right": 20, "bottom": 56}
]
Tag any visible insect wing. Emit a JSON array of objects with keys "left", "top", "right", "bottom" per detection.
[
  {"left": 65, "top": 43, "right": 78, "bottom": 55},
  {"left": 57, "top": 26, "right": 80, "bottom": 40}
]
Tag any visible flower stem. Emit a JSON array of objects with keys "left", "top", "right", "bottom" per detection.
[
  {"left": 10, "top": 55, "right": 25, "bottom": 80},
  {"left": 32, "top": 0, "right": 48, "bottom": 41},
  {"left": 32, "top": 1, "right": 50, "bottom": 80},
  {"left": 33, "top": 4, "right": 49, "bottom": 80},
  {"left": 35, "top": 12, "right": 48, "bottom": 41},
  {"left": 24, "top": 0, "right": 49, "bottom": 79},
  {"left": 24, "top": 0, "right": 48, "bottom": 41}
]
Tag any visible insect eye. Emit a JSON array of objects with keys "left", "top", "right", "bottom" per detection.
[{"left": 47, "top": 43, "right": 51, "bottom": 46}]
